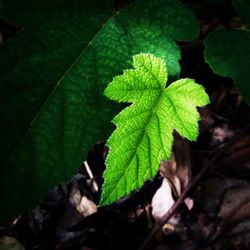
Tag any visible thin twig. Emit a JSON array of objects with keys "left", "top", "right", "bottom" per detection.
[{"left": 139, "top": 125, "right": 250, "bottom": 250}]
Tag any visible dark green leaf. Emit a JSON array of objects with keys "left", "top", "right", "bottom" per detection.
[{"left": 204, "top": 0, "right": 250, "bottom": 104}]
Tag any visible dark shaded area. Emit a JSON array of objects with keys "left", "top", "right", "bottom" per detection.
[{"left": 0, "top": 19, "right": 22, "bottom": 41}]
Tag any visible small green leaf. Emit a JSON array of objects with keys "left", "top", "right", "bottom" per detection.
[
  {"left": 100, "top": 53, "right": 210, "bottom": 205},
  {"left": 204, "top": 0, "right": 250, "bottom": 105},
  {"left": 204, "top": 30, "right": 250, "bottom": 104}
]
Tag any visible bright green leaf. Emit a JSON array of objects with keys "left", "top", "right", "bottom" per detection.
[
  {"left": 204, "top": 0, "right": 250, "bottom": 104},
  {"left": 0, "top": 0, "right": 199, "bottom": 225},
  {"left": 100, "top": 53, "right": 210, "bottom": 205}
]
